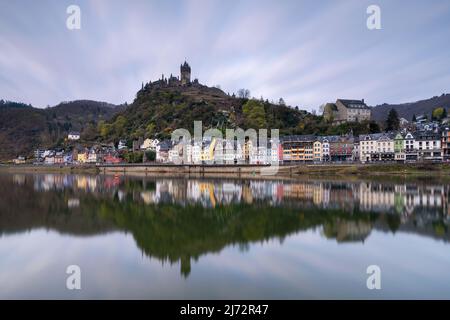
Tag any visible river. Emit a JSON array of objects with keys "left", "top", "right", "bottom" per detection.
[{"left": 0, "top": 173, "right": 449, "bottom": 299}]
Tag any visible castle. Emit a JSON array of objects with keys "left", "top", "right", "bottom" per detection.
[
  {"left": 180, "top": 61, "right": 191, "bottom": 85},
  {"left": 141, "top": 61, "right": 199, "bottom": 91}
]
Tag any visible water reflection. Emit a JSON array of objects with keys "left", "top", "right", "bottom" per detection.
[{"left": 1, "top": 173, "right": 449, "bottom": 278}]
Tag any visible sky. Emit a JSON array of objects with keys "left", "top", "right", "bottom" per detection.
[{"left": 0, "top": 0, "right": 449, "bottom": 111}]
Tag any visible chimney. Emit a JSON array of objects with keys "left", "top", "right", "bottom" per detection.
[{"left": 362, "top": 99, "right": 365, "bottom": 104}]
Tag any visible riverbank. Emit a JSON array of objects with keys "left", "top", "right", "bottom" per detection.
[
  {"left": 290, "top": 163, "right": 450, "bottom": 183},
  {"left": 2, "top": 163, "right": 450, "bottom": 181},
  {"left": 0, "top": 164, "right": 99, "bottom": 174}
]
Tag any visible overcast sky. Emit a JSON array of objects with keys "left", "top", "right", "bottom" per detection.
[{"left": 1, "top": 0, "right": 449, "bottom": 110}]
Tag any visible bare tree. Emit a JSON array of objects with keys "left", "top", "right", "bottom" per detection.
[
  {"left": 237, "top": 88, "right": 251, "bottom": 99},
  {"left": 318, "top": 104, "right": 325, "bottom": 115}
]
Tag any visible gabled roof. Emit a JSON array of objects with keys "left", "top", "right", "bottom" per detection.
[
  {"left": 359, "top": 133, "right": 395, "bottom": 141},
  {"left": 158, "top": 140, "right": 173, "bottom": 151}
]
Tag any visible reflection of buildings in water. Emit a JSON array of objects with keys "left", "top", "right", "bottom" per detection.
[
  {"left": 282, "top": 183, "right": 315, "bottom": 204},
  {"left": 141, "top": 191, "right": 156, "bottom": 205},
  {"left": 322, "top": 220, "right": 372, "bottom": 243},
  {"left": 12, "top": 174, "right": 26, "bottom": 185},
  {"left": 214, "top": 183, "right": 242, "bottom": 206},
  {"left": 117, "top": 190, "right": 126, "bottom": 202},
  {"left": 403, "top": 185, "right": 444, "bottom": 217},
  {"left": 67, "top": 198, "right": 80, "bottom": 208},
  {"left": 76, "top": 176, "right": 97, "bottom": 192},
  {"left": 242, "top": 185, "right": 253, "bottom": 204},
  {"left": 33, "top": 174, "right": 75, "bottom": 191},
  {"left": 359, "top": 183, "right": 396, "bottom": 213},
  {"left": 103, "top": 175, "right": 121, "bottom": 189},
  {"left": 33, "top": 174, "right": 123, "bottom": 194},
  {"left": 326, "top": 183, "right": 357, "bottom": 212},
  {"left": 198, "top": 182, "right": 216, "bottom": 207},
  {"left": 15, "top": 173, "right": 450, "bottom": 218}
]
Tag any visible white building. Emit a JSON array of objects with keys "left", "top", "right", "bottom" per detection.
[
  {"left": 322, "top": 138, "right": 330, "bottom": 162},
  {"left": 223, "top": 140, "right": 236, "bottom": 164},
  {"left": 118, "top": 140, "right": 128, "bottom": 150},
  {"left": 140, "top": 138, "right": 160, "bottom": 151},
  {"left": 359, "top": 133, "right": 394, "bottom": 162},
  {"left": 414, "top": 132, "right": 442, "bottom": 161},
  {"left": 191, "top": 143, "right": 202, "bottom": 164},
  {"left": 68, "top": 132, "right": 80, "bottom": 141}
]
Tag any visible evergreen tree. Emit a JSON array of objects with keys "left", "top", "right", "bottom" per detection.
[{"left": 386, "top": 108, "right": 400, "bottom": 131}]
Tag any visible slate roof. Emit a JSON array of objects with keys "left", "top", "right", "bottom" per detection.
[{"left": 337, "top": 99, "right": 370, "bottom": 110}]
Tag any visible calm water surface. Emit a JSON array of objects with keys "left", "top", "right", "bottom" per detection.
[{"left": 0, "top": 173, "right": 449, "bottom": 299}]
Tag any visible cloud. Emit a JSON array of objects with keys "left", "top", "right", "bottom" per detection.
[{"left": 0, "top": 0, "right": 449, "bottom": 110}]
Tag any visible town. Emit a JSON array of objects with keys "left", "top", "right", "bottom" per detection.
[
  {"left": 6, "top": 62, "right": 450, "bottom": 168},
  {"left": 12, "top": 117, "right": 450, "bottom": 166}
]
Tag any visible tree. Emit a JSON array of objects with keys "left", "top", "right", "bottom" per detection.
[
  {"left": 242, "top": 99, "right": 267, "bottom": 128},
  {"left": 412, "top": 114, "right": 416, "bottom": 122},
  {"left": 237, "top": 88, "right": 251, "bottom": 99},
  {"left": 385, "top": 108, "right": 400, "bottom": 131},
  {"left": 114, "top": 116, "right": 128, "bottom": 136},
  {"left": 123, "top": 151, "right": 143, "bottom": 163},
  {"left": 145, "top": 150, "right": 156, "bottom": 162},
  {"left": 278, "top": 98, "right": 286, "bottom": 106},
  {"left": 98, "top": 120, "right": 112, "bottom": 138},
  {"left": 146, "top": 123, "right": 155, "bottom": 137},
  {"left": 318, "top": 104, "right": 325, "bottom": 115},
  {"left": 432, "top": 107, "right": 447, "bottom": 121}
]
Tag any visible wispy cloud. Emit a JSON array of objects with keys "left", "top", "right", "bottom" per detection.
[{"left": 0, "top": 0, "right": 449, "bottom": 110}]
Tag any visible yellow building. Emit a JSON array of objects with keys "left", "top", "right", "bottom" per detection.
[
  {"left": 313, "top": 140, "right": 322, "bottom": 162},
  {"left": 201, "top": 138, "right": 217, "bottom": 162},
  {"left": 281, "top": 135, "right": 315, "bottom": 162},
  {"left": 77, "top": 152, "right": 88, "bottom": 164}
]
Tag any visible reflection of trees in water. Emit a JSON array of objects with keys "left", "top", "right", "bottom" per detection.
[
  {"left": 0, "top": 174, "right": 116, "bottom": 236},
  {"left": 96, "top": 197, "right": 392, "bottom": 276},
  {"left": 1, "top": 173, "right": 450, "bottom": 277}
]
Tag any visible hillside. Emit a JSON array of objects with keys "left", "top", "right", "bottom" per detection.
[
  {"left": 0, "top": 100, "right": 122, "bottom": 160},
  {"left": 371, "top": 94, "right": 450, "bottom": 122},
  {"left": 99, "top": 82, "right": 309, "bottom": 142}
]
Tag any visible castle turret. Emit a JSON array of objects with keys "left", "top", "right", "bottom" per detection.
[{"left": 180, "top": 61, "right": 191, "bottom": 85}]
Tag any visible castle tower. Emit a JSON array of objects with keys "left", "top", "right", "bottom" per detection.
[{"left": 180, "top": 61, "right": 191, "bottom": 85}]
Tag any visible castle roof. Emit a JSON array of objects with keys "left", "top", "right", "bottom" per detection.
[{"left": 181, "top": 61, "right": 191, "bottom": 70}]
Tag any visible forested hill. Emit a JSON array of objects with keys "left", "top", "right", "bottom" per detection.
[
  {"left": 97, "top": 82, "right": 318, "bottom": 142},
  {"left": 0, "top": 100, "right": 122, "bottom": 160},
  {"left": 371, "top": 94, "right": 450, "bottom": 122}
]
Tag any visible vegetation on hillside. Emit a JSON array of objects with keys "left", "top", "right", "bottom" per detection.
[
  {"left": 0, "top": 100, "right": 122, "bottom": 160},
  {"left": 98, "top": 84, "right": 381, "bottom": 144},
  {"left": 385, "top": 108, "right": 400, "bottom": 131},
  {"left": 371, "top": 93, "right": 450, "bottom": 122}
]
